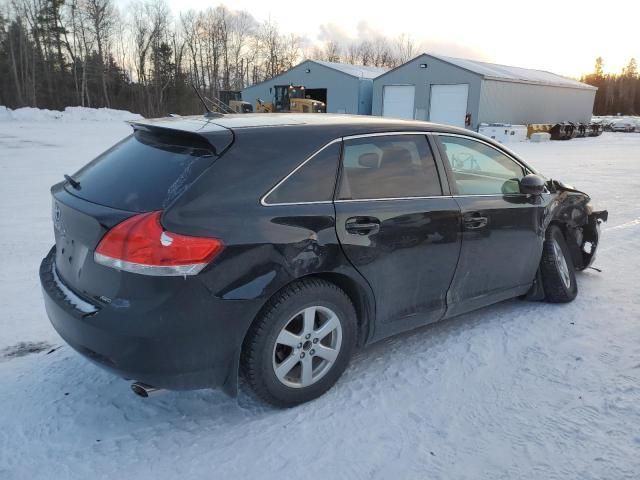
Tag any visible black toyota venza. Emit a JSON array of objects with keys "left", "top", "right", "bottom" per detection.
[{"left": 40, "top": 113, "right": 607, "bottom": 407}]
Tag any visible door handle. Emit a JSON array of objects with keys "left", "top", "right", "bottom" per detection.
[
  {"left": 463, "top": 212, "right": 488, "bottom": 230},
  {"left": 345, "top": 217, "right": 381, "bottom": 235}
]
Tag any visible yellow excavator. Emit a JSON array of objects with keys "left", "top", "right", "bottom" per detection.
[
  {"left": 219, "top": 90, "right": 253, "bottom": 113},
  {"left": 256, "top": 85, "right": 326, "bottom": 113}
]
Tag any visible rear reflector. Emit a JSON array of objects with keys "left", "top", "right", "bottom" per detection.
[{"left": 94, "top": 211, "right": 223, "bottom": 276}]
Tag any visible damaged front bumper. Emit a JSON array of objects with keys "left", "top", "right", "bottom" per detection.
[{"left": 582, "top": 208, "right": 608, "bottom": 268}]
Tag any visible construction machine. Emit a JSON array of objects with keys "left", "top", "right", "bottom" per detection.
[
  {"left": 219, "top": 90, "right": 253, "bottom": 113},
  {"left": 256, "top": 85, "right": 326, "bottom": 113}
]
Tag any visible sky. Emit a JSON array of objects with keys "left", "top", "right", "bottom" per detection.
[{"left": 162, "top": 0, "right": 637, "bottom": 78}]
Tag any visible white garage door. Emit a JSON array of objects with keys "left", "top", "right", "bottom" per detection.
[
  {"left": 429, "top": 84, "right": 469, "bottom": 127},
  {"left": 382, "top": 85, "right": 415, "bottom": 120}
]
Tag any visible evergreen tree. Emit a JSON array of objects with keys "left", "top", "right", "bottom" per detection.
[{"left": 584, "top": 57, "right": 640, "bottom": 115}]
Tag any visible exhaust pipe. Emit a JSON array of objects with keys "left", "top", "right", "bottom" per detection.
[{"left": 131, "top": 382, "right": 164, "bottom": 398}]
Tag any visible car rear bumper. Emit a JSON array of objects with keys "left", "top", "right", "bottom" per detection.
[{"left": 39, "top": 247, "right": 259, "bottom": 394}]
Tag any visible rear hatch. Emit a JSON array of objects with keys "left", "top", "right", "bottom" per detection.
[{"left": 50, "top": 119, "right": 233, "bottom": 298}]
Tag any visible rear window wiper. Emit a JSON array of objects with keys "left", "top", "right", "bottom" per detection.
[{"left": 64, "top": 174, "right": 81, "bottom": 190}]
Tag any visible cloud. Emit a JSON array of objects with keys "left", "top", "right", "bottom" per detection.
[
  {"left": 317, "top": 23, "right": 353, "bottom": 46},
  {"left": 418, "top": 39, "right": 489, "bottom": 62},
  {"left": 316, "top": 19, "right": 488, "bottom": 62},
  {"left": 355, "top": 20, "right": 386, "bottom": 42}
]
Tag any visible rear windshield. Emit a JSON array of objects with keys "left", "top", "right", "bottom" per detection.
[{"left": 68, "top": 130, "right": 217, "bottom": 212}]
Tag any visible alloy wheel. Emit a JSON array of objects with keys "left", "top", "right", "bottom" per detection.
[
  {"left": 553, "top": 239, "right": 571, "bottom": 288},
  {"left": 272, "top": 306, "right": 342, "bottom": 388}
]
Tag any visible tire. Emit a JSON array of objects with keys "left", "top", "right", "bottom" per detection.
[
  {"left": 241, "top": 278, "right": 357, "bottom": 407},
  {"left": 540, "top": 225, "right": 578, "bottom": 303}
]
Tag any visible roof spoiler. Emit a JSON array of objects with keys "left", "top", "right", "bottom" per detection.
[{"left": 127, "top": 119, "right": 234, "bottom": 156}]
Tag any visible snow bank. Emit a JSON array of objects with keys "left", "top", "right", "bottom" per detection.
[
  {"left": 61, "top": 106, "right": 143, "bottom": 122},
  {"left": 0, "top": 106, "right": 143, "bottom": 122}
]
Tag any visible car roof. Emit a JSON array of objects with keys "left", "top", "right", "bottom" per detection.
[
  {"left": 129, "top": 113, "right": 535, "bottom": 172},
  {"left": 131, "top": 113, "right": 472, "bottom": 136}
]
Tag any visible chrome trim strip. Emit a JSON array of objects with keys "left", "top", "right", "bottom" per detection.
[
  {"left": 262, "top": 200, "right": 334, "bottom": 207},
  {"left": 335, "top": 195, "right": 446, "bottom": 203},
  {"left": 341, "top": 131, "right": 431, "bottom": 141},
  {"left": 453, "top": 193, "right": 526, "bottom": 198},
  {"left": 260, "top": 138, "right": 342, "bottom": 206},
  {"left": 261, "top": 130, "right": 536, "bottom": 207},
  {"left": 334, "top": 193, "right": 528, "bottom": 203},
  {"left": 262, "top": 132, "right": 447, "bottom": 206}
]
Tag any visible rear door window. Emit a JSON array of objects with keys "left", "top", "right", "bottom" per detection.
[
  {"left": 263, "top": 142, "right": 341, "bottom": 205},
  {"left": 338, "top": 135, "right": 442, "bottom": 200},
  {"left": 68, "top": 130, "right": 217, "bottom": 212}
]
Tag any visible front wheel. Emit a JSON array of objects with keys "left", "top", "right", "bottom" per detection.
[
  {"left": 540, "top": 225, "right": 578, "bottom": 303},
  {"left": 241, "top": 278, "right": 357, "bottom": 407}
]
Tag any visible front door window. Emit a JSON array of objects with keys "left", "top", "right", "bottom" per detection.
[{"left": 438, "top": 136, "right": 526, "bottom": 195}]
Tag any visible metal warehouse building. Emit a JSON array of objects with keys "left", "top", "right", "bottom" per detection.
[
  {"left": 372, "top": 53, "right": 597, "bottom": 130},
  {"left": 241, "top": 60, "right": 388, "bottom": 115}
]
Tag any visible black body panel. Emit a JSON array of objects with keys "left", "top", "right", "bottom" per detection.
[
  {"left": 445, "top": 194, "right": 548, "bottom": 317},
  {"left": 39, "top": 113, "right": 607, "bottom": 395},
  {"left": 335, "top": 198, "right": 461, "bottom": 340},
  {"left": 51, "top": 185, "right": 131, "bottom": 298},
  {"left": 41, "top": 247, "right": 262, "bottom": 392}
]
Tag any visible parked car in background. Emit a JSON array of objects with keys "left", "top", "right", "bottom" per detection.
[
  {"left": 611, "top": 121, "right": 636, "bottom": 132},
  {"left": 39, "top": 114, "right": 608, "bottom": 407}
]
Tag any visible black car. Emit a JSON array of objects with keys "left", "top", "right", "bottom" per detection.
[{"left": 39, "top": 114, "right": 607, "bottom": 407}]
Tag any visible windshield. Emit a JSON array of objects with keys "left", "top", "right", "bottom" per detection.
[{"left": 289, "top": 87, "right": 305, "bottom": 99}]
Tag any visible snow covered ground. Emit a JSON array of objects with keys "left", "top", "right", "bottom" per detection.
[{"left": 0, "top": 114, "right": 639, "bottom": 479}]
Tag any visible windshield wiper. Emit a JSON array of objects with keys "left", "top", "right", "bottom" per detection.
[{"left": 64, "top": 174, "right": 81, "bottom": 190}]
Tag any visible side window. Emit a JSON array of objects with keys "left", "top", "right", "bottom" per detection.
[
  {"left": 263, "top": 142, "right": 340, "bottom": 204},
  {"left": 338, "top": 135, "right": 442, "bottom": 200},
  {"left": 438, "top": 136, "right": 525, "bottom": 195}
]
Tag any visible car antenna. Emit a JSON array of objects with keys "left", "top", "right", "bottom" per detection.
[
  {"left": 191, "top": 84, "right": 223, "bottom": 119},
  {"left": 63, "top": 174, "right": 80, "bottom": 189}
]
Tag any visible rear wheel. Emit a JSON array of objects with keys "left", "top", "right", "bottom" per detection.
[
  {"left": 241, "top": 278, "right": 357, "bottom": 407},
  {"left": 540, "top": 225, "right": 578, "bottom": 303}
]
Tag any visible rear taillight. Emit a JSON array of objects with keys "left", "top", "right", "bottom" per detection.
[{"left": 94, "top": 211, "right": 223, "bottom": 276}]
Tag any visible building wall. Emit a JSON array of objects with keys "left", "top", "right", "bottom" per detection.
[
  {"left": 357, "top": 79, "right": 375, "bottom": 115},
  {"left": 478, "top": 80, "right": 596, "bottom": 125},
  {"left": 372, "top": 54, "right": 483, "bottom": 129},
  {"left": 241, "top": 60, "right": 363, "bottom": 114}
]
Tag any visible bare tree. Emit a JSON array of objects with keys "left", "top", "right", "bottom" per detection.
[
  {"left": 3, "top": 3, "right": 26, "bottom": 105},
  {"left": 4, "top": 1, "right": 538, "bottom": 116},
  {"left": 345, "top": 43, "right": 360, "bottom": 65},
  {"left": 395, "top": 33, "right": 416, "bottom": 64},
  {"left": 82, "top": 0, "right": 115, "bottom": 106},
  {"left": 228, "top": 10, "right": 256, "bottom": 89},
  {"left": 258, "top": 18, "right": 281, "bottom": 79},
  {"left": 324, "top": 40, "right": 341, "bottom": 63}
]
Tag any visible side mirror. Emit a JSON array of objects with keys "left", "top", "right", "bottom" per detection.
[{"left": 520, "top": 174, "right": 546, "bottom": 195}]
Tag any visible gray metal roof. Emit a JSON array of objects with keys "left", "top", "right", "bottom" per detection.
[
  {"left": 429, "top": 53, "right": 596, "bottom": 90},
  {"left": 242, "top": 59, "right": 388, "bottom": 92},
  {"left": 310, "top": 60, "right": 389, "bottom": 79}
]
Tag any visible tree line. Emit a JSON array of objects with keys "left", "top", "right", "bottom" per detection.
[
  {"left": 3, "top": 0, "right": 635, "bottom": 118},
  {"left": 582, "top": 57, "right": 640, "bottom": 115},
  {"left": 0, "top": 0, "right": 418, "bottom": 117}
]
